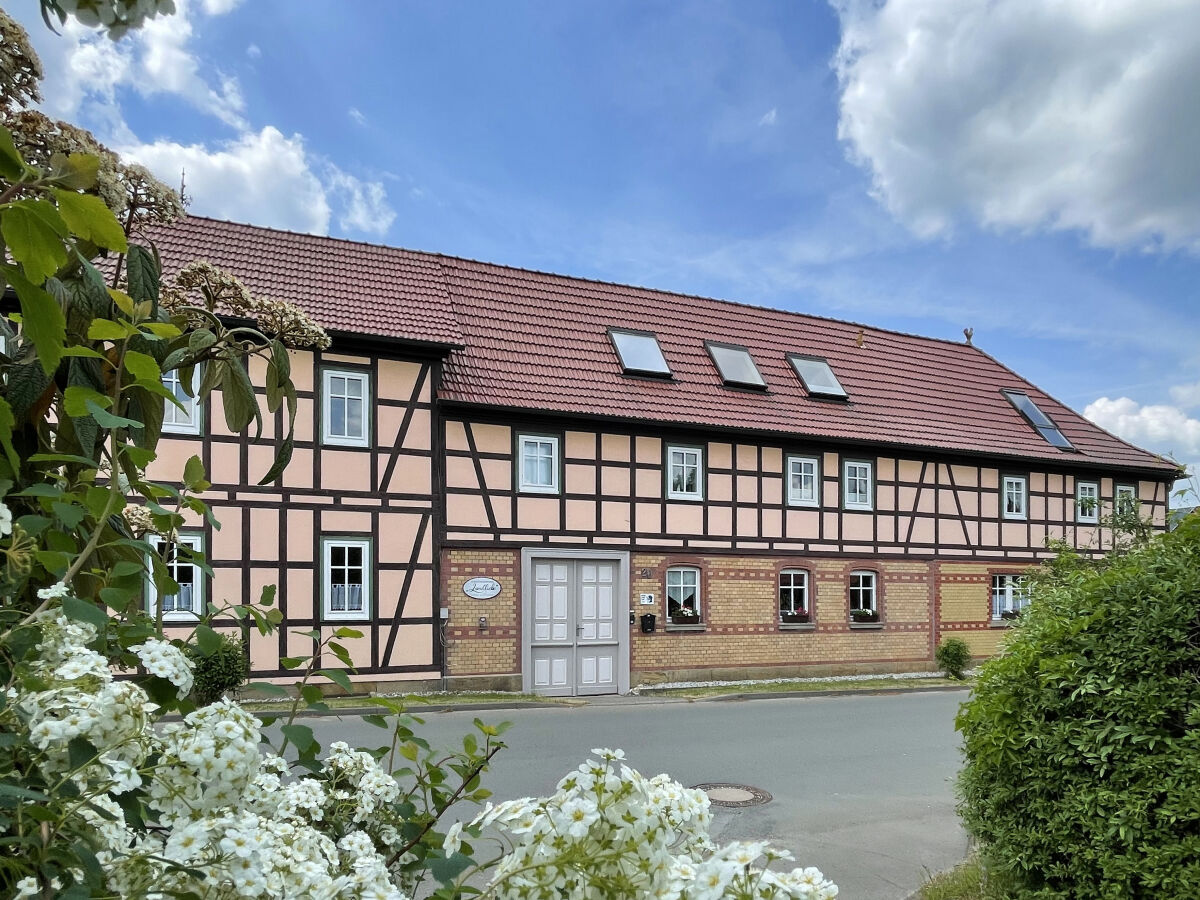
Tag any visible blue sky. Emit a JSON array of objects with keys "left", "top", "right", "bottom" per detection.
[{"left": 16, "top": 0, "right": 1200, "bottom": 499}]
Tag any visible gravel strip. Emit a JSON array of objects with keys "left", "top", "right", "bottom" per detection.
[{"left": 631, "top": 670, "right": 974, "bottom": 694}]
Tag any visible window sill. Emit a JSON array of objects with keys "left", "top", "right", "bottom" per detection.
[
  {"left": 849, "top": 622, "right": 884, "bottom": 630},
  {"left": 666, "top": 495, "right": 704, "bottom": 503},
  {"left": 990, "top": 618, "right": 1018, "bottom": 628},
  {"left": 779, "top": 623, "right": 816, "bottom": 632},
  {"left": 664, "top": 623, "right": 707, "bottom": 633}
]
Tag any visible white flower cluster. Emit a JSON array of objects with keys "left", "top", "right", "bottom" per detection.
[
  {"left": 0, "top": 499, "right": 12, "bottom": 537},
  {"left": 472, "top": 748, "right": 838, "bottom": 900},
  {"left": 161, "top": 261, "right": 332, "bottom": 350},
  {"left": 6, "top": 605, "right": 837, "bottom": 898},
  {"left": 132, "top": 638, "right": 194, "bottom": 698}
]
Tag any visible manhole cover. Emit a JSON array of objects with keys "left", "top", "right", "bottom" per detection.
[{"left": 692, "top": 782, "right": 772, "bottom": 808}]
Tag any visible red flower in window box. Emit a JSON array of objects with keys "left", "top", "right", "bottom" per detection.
[{"left": 780, "top": 611, "right": 810, "bottom": 624}]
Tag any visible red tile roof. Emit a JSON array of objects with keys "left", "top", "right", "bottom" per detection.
[
  {"left": 144, "top": 216, "right": 462, "bottom": 347},
  {"left": 147, "top": 216, "right": 1177, "bottom": 476}
]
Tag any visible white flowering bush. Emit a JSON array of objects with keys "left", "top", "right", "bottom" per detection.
[{"left": 450, "top": 749, "right": 837, "bottom": 900}]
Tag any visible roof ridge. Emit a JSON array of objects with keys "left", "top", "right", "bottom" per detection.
[{"left": 185, "top": 214, "right": 976, "bottom": 353}]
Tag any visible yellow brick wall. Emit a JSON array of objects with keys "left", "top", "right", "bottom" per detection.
[
  {"left": 443, "top": 549, "right": 519, "bottom": 676},
  {"left": 442, "top": 548, "right": 1021, "bottom": 681}
]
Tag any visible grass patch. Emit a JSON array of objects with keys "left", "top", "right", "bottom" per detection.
[
  {"left": 640, "top": 676, "right": 966, "bottom": 700},
  {"left": 916, "top": 856, "right": 1015, "bottom": 900},
  {"left": 240, "top": 691, "right": 571, "bottom": 712}
]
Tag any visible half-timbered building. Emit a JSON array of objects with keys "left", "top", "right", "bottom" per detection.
[{"left": 146, "top": 216, "right": 1179, "bottom": 695}]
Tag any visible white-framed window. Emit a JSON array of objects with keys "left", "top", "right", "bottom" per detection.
[
  {"left": 849, "top": 570, "right": 878, "bottom": 621},
  {"left": 779, "top": 569, "right": 810, "bottom": 621},
  {"left": 843, "top": 460, "right": 873, "bottom": 510},
  {"left": 517, "top": 434, "right": 559, "bottom": 493},
  {"left": 1002, "top": 475, "right": 1027, "bottom": 520},
  {"left": 787, "top": 456, "right": 820, "bottom": 507},
  {"left": 1076, "top": 481, "right": 1099, "bottom": 523},
  {"left": 992, "top": 574, "right": 1029, "bottom": 620},
  {"left": 322, "top": 537, "right": 371, "bottom": 621},
  {"left": 666, "top": 566, "right": 701, "bottom": 622},
  {"left": 1115, "top": 484, "right": 1138, "bottom": 515},
  {"left": 162, "top": 367, "right": 202, "bottom": 435},
  {"left": 667, "top": 446, "right": 703, "bottom": 501},
  {"left": 148, "top": 532, "right": 203, "bottom": 619},
  {"left": 321, "top": 368, "right": 370, "bottom": 447}
]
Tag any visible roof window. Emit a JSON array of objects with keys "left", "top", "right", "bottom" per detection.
[
  {"left": 1002, "top": 390, "right": 1075, "bottom": 450},
  {"left": 706, "top": 341, "right": 766, "bottom": 389},
  {"left": 608, "top": 329, "right": 672, "bottom": 377},
  {"left": 788, "top": 354, "right": 848, "bottom": 399}
]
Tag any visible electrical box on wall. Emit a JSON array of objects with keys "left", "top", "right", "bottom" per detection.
[{"left": 639, "top": 593, "right": 655, "bottom": 605}]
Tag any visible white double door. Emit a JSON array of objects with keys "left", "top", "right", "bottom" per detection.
[{"left": 526, "top": 557, "right": 625, "bottom": 696}]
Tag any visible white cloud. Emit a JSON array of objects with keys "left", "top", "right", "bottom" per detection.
[
  {"left": 833, "top": 0, "right": 1200, "bottom": 252},
  {"left": 348, "top": 107, "right": 367, "bottom": 126},
  {"left": 1169, "top": 381, "right": 1200, "bottom": 409},
  {"left": 136, "top": 4, "right": 246, "bottom": 129},
  {"left": 122, "top": 127, "right": 395, "bottom": 237},
  {"left": 123, "top": 127, "right": 329, "bottom": 233},
  {"left": 326, "top": 167, "right": 396, "bottom": 236},
  {"left": 15, "top": 2, "right": 395, "bottom": 240},
  {"left": 1084, "top": 396, "right": 1200, "bottom": 490},
  {"left": 758, "top": 108, "right": 777, "bottom": 126},
  {"left": 245, "top": 43, "right": 261, "bottom": 59}
]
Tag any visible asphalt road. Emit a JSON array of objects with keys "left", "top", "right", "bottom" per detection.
[{"left": 299, "top": 689, "right": 970, "bottom": 900}]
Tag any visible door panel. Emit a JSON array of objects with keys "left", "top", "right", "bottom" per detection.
[{"left": 528, "top": 557, "right": 623, "bottom": 697}]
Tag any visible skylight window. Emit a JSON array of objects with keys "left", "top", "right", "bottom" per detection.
[
  {"left": 706, "top": 341, "right": 766, "bottom": 389},
  {"left": 1002, "top": 390, "right": 1075, "bottom": 450},
  {"left": 608, "top": 328, "right": 672, "bottom": 377},
  {"left": 788, "top": 354, "right": 848, "bottom": 399}
]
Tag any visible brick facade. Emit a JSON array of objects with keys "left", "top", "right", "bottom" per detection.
[{"left": 441, "top": 547, "right": 1028, "bottom": 687}]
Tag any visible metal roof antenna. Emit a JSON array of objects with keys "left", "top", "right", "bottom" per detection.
[
  {"left": 963, "top": 327, "right": 974, "bottom": 346},
  {"left": 855, "top": 327, "right": 865, "bottom": 349}
]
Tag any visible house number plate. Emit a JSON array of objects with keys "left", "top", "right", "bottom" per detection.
[{"left": 462, "top": 577, "right": 502, "bottom": 599}]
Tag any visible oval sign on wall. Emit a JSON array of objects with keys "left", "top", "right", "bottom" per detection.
[{"left": 462, "top": 577, "right": 502, "bottom": 600}]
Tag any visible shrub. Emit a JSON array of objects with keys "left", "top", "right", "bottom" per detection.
[
  {"left": 956, "top": 517, "right": 1200, "bottom": 899},
  {"left": 935, "top": 637, "right": 971, "bottom": 680},
  {"left": 189, "top": 633, "right": 250, "bottom": 706}
]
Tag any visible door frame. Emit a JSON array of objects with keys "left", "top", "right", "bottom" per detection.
[{"left": 520, "top": 548, "right": 631, "bottom": 695}]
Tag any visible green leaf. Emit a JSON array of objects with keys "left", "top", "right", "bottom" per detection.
[
  {"left": 125, "top": 245, "right": 159, "bottom": 305},
  {"left": 2, "top": 265, "right": 66, "bottom": 375},
  {"left": 51, "top": 501, "right": 87, "bottom": 529},
  {"left": 85, "top": 398, "right": 142, "bottom": 430},
  {"left": 220, "top": 358, "right": 260, "bottom": 434},
  {"left": 279, "top": 656, "right": 308, "bottom": 670},
  {"left": 51, "top": 188, "right": 128, "bottom": 252},
  {"left": 48, "top": 151, "right": 99, "bottom": 190},
  {"left": 63, "top": 385, "right": 110, "bottom": 417},
  {"left": 259, "top": 584, "right": 277, "bottom": 608},
  {"left": 60, "top": 345, "right": 107, "bottom": 359},
  {"left": 182, "top": 455, "right": 210, "bottom": 493},
  {"left": 318, "top": 668, "right": 354, "bottom": 693},
  {"left": 195, "top": 624, "right": 224, "bottom": 655},
  {"left": 430, "top": 852, "right": 474, "bottom": 884},
  {"left": 1, "top": 201, "right": 68, "bottom": 283},
  {"left": 67, "top": 736, "right": 98, "bottom": 771},
  {"left": 0, "top": 125, "right": 26, "bottom": 180},
  {"left": 62, "top": 594, "right": 108, "bottom": 631},
  {"left": 0, "top": 397, "right": 19, "bottom": 472},
  {"left": 123, "top": 349, "right": 161, "bottom": 384},
  {"left": 251, "top": 682, "right": 289, "bottom": 698},
  {"left": 257, "top": 432, "right": 294, "bottom": 485},
  {"left": 87, "top": 318, "right": 131, "bottom": 341},
  {"left": 108, "top": 288, "right": 135, "bottom": 316},
  {"left": 280, "top": 723, "right": 317, "bottom": 754}
]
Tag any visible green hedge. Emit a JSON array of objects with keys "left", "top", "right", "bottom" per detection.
[
  {"left": 935, "top": 637, "right": 971, "bottom": 680},
  {"left": 188, "top": 633, "right": 250, "bottom": 706},
  {"left": 956, "top": 517, "right": 1200, "bottom": 898}
]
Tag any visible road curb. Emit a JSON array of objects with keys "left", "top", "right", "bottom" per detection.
[{"left": 265, "top": 682, "right": 970, "bottom": 719}]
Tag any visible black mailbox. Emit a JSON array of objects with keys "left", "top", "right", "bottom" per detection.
[{"left": 640, "top": 613, "right": 656, "bottom": 633}]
